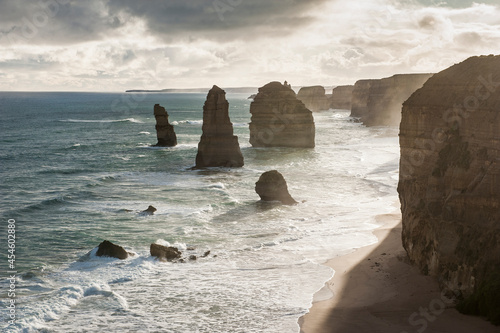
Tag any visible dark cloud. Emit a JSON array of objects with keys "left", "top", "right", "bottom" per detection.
[
  {"left": 106, "top": 0, "right": 329, "bottom": 41},
  {"left": 0, "top": 0, "right": 329, "bottom": 45},
  {"left": 0, "top": 0, "right": 123, "bottom": 45}
]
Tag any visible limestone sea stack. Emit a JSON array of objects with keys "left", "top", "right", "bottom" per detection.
[
  {"left": 398, "top": 55, "right": 500, "bottom": 323},
  {"left": 330, "top": 85, "right": 354, "bottom": 110},
  {"left": 249, "top": 81, "right": 315, "bottom": 148},
  {"left": 195, "top": 85, "right": 244, "bottom": 168},
  {"left": 255, "top": 170, "right": 297, "bottom": 205},
  {"left": 297, "top": 85, "right": 330, "bottom": 112},
  {"left": 351, "top": 74, "right": 433, "bottom": 126},
  {"left": 153, "top": 104, "right": 177, "bottom": 147}
]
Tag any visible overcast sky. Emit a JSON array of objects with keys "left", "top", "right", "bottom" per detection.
[{"left": 0, "top": 0, "right": 499, "bottom": 91}]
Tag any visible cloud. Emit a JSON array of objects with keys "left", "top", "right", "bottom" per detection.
[
  {"left": 106, "top": 0, "right": 329, "bottom": 42},
  {"left": 0, "top": 0, "right": 499, "bottom": 91},
  {"left": 0, "top": 0, "right": 124, "bottom": 46}
]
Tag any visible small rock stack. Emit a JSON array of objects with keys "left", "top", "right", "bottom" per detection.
[{"left": 154, "top": 104, "right": 177, "bottom": 147}]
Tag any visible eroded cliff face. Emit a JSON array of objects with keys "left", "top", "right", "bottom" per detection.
[
  {"left": 249, "top": 81, "right": 315, "bottom": 148},
  {"left": 351, "top": 74, "right": 433, "bottom": 126},
  {"left": 330, "top": 85, "right": 354, "bottom": 110},
  {"left": 297, "top": 86, "right": 330, "bottom": 112},
  {"left": 398, "top": 55, "right": 500, "bottom": 318},
  {"left": 195, "top": 85, "right": 244, "bottom": 168}
]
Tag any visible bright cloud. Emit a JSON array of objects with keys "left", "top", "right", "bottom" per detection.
[{"left": 0, "top": 0, "right": 498, "bottom": 91}]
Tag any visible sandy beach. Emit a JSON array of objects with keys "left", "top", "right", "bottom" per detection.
[{"left": 299, "top": 213, "right": 500, "bottom": 333}]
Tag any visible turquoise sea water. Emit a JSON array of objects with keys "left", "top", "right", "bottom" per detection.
[{"left": 0, "top": 92, "right": 400, "bottom": 332}]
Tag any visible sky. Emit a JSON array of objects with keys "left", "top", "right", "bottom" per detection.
[{"left": 0, "top": 0, "right": 499, "bottom": 92}]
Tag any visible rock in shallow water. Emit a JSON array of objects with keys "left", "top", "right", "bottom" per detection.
[
  {"left": 96, "top": 240, "right": 129, "bottom": 260},
  {"left": 150, "top": 243, "right": 182, "bottom": 261},
  {"left": 255, "top": 170, "right": 297, "bottom": 205}
]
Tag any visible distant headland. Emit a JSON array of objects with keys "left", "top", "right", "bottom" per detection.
[{"left": 125, "top": 87, "right": 260, "bottom": 94}]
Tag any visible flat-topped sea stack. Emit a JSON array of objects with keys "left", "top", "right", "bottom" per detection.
[
  {"left": 153, "top": 104, "right": 177, "bottom": 147},
  {"left": 195, "top": 85, "right": 244, "bottom": 168},
  {"left": 398, "top": 55, "right": 500, "bottom": 323},
  {"left": 249, "top": 81, "right": 315, "bottom": 148},
  {"left": 351, "top": 73, "right": 433, "bottom": 126},
  {"left": 297, "top": 85, "right": 330, "bottom": 112},
  {"left": 330, "top": 85, "right": 354, "bottom": 110}
]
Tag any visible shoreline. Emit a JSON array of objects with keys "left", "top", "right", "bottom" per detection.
[{"left": 298, "top": 212, "right": 499, "bottom": 333}]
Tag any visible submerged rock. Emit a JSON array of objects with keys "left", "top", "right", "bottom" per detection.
[
  {"left": 398, "top": 55, "right": 500, "bottom": 324},
  {"left": 297, "top": 85, "right": 330, "bottom": 112},
  {"left": 150, "top": 243, "right": 182, "bottom": 261},
  {"left": 154, "top": 104, "right": 177, "bottom": 147},
  {"left": 195, "top": 85, "right": 244, "bottom": 168},
  {"left": 255, "top": 170, "right": 297, "bottom": 205},
  {"left": 140, "top": 205, "right": 157, "bottom": 215},
  {"left": 249, "top": 81, "right": 315, "bottom": 148},
  {"left": 351, "top": 74, "right": 433, "bottom": 126},
  {"left": 96, "top": 240, "right": 129, "bottom": 260}
]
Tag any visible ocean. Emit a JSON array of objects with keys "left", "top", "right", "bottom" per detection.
[{"left": 0, "top": 91, "right": 400, "bottom": 332}]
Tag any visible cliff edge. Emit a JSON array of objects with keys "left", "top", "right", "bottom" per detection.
[
  {"left": 351, "top": 74, "right": 433, "bottom": 126},
  {"left": 398, "top": 55, "right": 500, "bottom": 324}
]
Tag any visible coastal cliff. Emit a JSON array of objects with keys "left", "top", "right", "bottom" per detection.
[
  {"left": 398, "top": 55, "right": 500, "bottom": 323},
  {"left": 249, "top": 81, "right": 315, "bottom": 148},
  {"left": 297, "top": 86, "right": 330, "bottom": 112},
  {"left": 330, "top": 85, "right": 354, "bottom": 110},
  {"left": 195, "top": 85, "right": 244, "bottom": 168},
  {"left": 351, "top": 74, "right": 433, "bottom": 126}
]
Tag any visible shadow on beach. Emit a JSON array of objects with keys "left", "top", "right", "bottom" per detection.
[{"left": 299, "top": 217, "right": 500, "bottom": 333}]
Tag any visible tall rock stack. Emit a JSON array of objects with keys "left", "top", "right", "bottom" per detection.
[
  {"left": 154, "top": 104, "right": 177, "bottom": 147},
  {"left": 249, "top": 81, "right": 315, "bottom": 148},
  {"left": 296, "top": 85, "right": 330, "bottom": 112},
  {"left": 330, "top": 85, "right": 354, "bottom": 110},
  {"left": 351, "top": 74, "right": 433, "bottom": 126},
  {"left": 195, "top": 85, "right": 244, "bottom": 168},
  {"left": 398, "top": 55, "right": 500, "bottom": 322}
]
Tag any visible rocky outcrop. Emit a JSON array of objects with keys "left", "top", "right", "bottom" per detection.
[
  {"left": 330, "top": 85, "right": 354, "bottom": 110},
  {"left": 249, "top": 82, "right": 315, "bottom": 148},
  {"left": 297, "top": 86, "right": 330, "bottom": 112},
  {"left": 96, "top": 240, "right": 129, "bottom": 260},
  {"left": 351, "top": 74, "right": 433, "bottom": 126},
  {"left": 255, "top": 170, "right": 297, "bottom": 205},
  {"left": 195, "top": 85, "right": 244, "bottom": 168},
  {"left": 154, "top": 104, "right": 177, "bottom": 147},
  {"left": 150, "top": 243, "right": 182, "bottom": 261},
  {"left": 398, "top": 55, "right": 500, "bottom": 323}
]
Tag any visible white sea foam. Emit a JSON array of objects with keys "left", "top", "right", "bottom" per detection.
[
  {"left": 171, "top": 119, "right": 203, "bottom": 125},
  {"left": 60, "top": 118, "right": 143, "bottom": 123}
]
